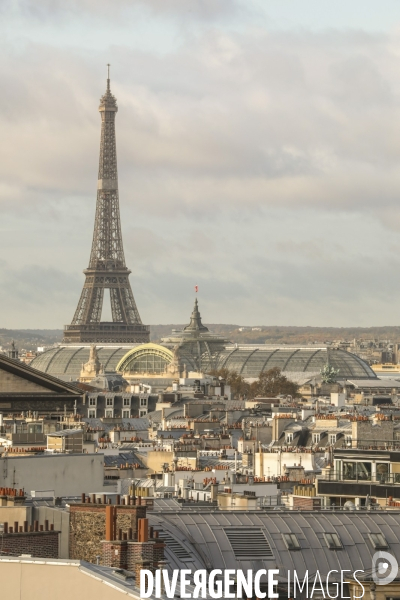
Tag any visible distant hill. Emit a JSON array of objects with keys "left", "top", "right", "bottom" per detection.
[
  {"left": 2, "top": 324, "right": 400, "bottom": 351},
  {"left": 150, "top": 324, "right": 400, "bottom": 345}
]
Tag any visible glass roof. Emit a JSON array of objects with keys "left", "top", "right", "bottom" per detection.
[
  {"left": 30, "top": 345, "right": 377, "bottom": 381},
  {"left": 218, "top": 347, "right": 376, "bottom": 379},
  {"left": 30, "top": 346, "right": 133, "bottom": 381}
]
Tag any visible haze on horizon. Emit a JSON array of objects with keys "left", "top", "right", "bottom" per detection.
[{"left": 1, "top": 1, "right": 400, "bottom": 329}]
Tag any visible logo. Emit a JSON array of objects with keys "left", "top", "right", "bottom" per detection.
[{"left": 372, "top": 551, "right": 399, "bottom": 585}]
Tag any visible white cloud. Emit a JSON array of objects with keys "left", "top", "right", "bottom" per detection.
[{"left": 2, "top": 11, "right": 400, "bottom": 326}]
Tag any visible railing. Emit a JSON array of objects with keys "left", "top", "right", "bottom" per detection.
[{"left": 319, "top": 471, "right": 400, "bottom": 484}]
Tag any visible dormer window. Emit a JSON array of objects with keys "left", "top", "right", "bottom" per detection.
[
  {"left": 286, "top": 433, "right": 293, "bottom": 444},
  {"left": 329, "top": 434, "right": 337, "bottom": 445},
  {"left": 312, "top": 433, "right": 321, "bottom": 444}
]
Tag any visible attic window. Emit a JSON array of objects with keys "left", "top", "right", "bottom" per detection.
[
  {"left": 329, "top": 434, "right": 337, "bottom": 444},
  {"left": 224, "top": 527, "right": 273, "bottom": 559},
  {"left": 286, "top": 433, "right": 293, "bottom": 443},
  {"left": 156, "top": 530, "right": 192, "bottom": 561},
  {"left": 324, "top": 533, "right": 342, "bottom": 550},
  {"left": 283, "top": 533, "right": 300, "bottom": 550},
  {"left": 312, "top": 433, "right": 321, "bottom": 444},
  {"left": 369, "top": 533, "right": 389, "bottom": 550}
]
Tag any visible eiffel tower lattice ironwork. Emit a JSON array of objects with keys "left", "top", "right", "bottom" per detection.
[{"left": 63, "top": 67, "right": 150, "bottom": 344}]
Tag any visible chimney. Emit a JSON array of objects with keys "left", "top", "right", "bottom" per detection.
[
  {"left": 105, "top": 505, "right": 114, "bottom": 541},
  {"left": 138, "top": 518, "right": 149, "bottom": 543}
]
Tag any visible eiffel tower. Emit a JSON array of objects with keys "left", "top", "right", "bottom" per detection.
[{"left": 63, "top": 67, "right": 150, "bottom": 344}]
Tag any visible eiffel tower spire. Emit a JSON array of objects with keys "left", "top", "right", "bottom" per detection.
[{"left": 63, "top": 67, "right": 149, "bottom": 344}]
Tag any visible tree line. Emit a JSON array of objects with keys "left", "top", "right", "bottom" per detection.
[{"left": 209, "top": 366, "right": 299, "bottom": 399}]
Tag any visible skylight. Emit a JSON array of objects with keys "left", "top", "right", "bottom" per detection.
[
  {"left": 369, "top": 533, "right": 389, "bottom": 550},
  {"left": 324, "top": 533, "right": 342, "bottom": 550},
  {"left": 283, "top": 533, "right": 301, "bottom": 550}
]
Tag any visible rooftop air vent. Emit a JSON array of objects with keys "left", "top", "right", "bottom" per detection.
[
  {"left": 157, "top": 530, "right": 192, "bottom": 561},
  {"left": 224, "top": 527, "right": 273, "bottom": 559}
]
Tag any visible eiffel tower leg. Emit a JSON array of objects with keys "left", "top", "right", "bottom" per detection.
[
  {"left": 71, "top": 283, "right": 104, "bottom": 325},
  {"left": 86, "top": 286, "right": 104, "bottom": 323},
  {"left": 110, "top": 287, "right": 125, "bottom": 322},
  {"left": 122, "top": 285, "right": 142, "bottom": 323}
]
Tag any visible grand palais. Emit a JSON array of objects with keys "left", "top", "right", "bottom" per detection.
[{"left": 30, "top": 298, "right": 377, "bottom": 384}]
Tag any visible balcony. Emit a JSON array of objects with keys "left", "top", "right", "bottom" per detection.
[
  {"left": 318, "top": 470, "right": 400, "bottom": 484},
  {"left": 317, "top": 470, "right": 400, "bottom": 499}
]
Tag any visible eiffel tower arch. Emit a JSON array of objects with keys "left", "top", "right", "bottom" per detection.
[{"left": 63, "top": 68, "right": 150, "bottom": 344}]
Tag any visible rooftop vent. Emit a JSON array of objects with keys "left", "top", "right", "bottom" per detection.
[
  {"left": 224, "top": 527, "right": 273, "bottom": 559},
  {"left": 157, "top": 530, "right": 192, "bottom": 561}
]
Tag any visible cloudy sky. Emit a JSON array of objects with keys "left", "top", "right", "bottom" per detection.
[{"left": 2, "top": 1, "right": 400, "bottom": 328}]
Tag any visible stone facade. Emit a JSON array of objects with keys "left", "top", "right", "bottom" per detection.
[
  {"left": 69, "top": 503, "right": 146, "bottom": 564},
  {"left": 352, "top": 419, "right": 395, "bottom": 447}
]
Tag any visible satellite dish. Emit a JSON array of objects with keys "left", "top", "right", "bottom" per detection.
[{"left": 343, "top": 501, "right": 356, "bottom": 511}]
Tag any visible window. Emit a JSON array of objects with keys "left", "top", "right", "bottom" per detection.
[
  {"left": 123, "top": 398, "right": 130, "bottom": 406},
  {"left": 283, "top": 533, "right": 300, "bottom": 550},
  {"left": 369, "top": 533, "right": 389, "bottom": 550},
  {"left": 343, "top": 461, "right": 371, "bottom": 481},
  {"left": 106, "top": 398, "right": 113, "bottom": 407},
  {"left": 286, "top": 433, "right": 293, "bottom": 443},
  {"left": 140, "top": 410, "right": 147, "bottom": 417},
  {"left": 140, "top": 398, "right": 147, "bottom": 406},
  {"left": 89, "top": 398, "right": 96, "bottom": 406},
  {"left": 329, "top": 434, "right": 337, "bottom": 444},
  {"left": 312, "top": 433, "right": 321, "bottom": 444},
  {"left": 88, "top": 409, "right": 96, "bottom": 418},
  {"left": 105, "top": 409, "right": 113, "bottom": 418},
  {"left": 122, "top": 410, "right": 130, "bottom": 419},
  {"left": 345, "top": 435, "right": 352, "bottom": 444},
  {"left": 376, "top": 463, "right": 389, "bottom": 482},
  {"left": 324, "top": 533, "right": 342, "bottom": 550}
]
